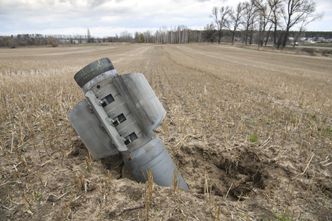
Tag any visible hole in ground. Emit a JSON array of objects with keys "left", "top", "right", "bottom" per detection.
[
  {"left": 214, "top": 150, "right": 268, "bottom": 200},
  {"left": 176, "top": 141, "right": 269, "bottom": 201}
]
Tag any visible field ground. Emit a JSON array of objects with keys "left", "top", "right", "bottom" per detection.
[{"left": 0, "top": 43, "right": 331, "bottom": 220}]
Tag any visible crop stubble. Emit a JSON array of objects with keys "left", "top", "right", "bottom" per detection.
[{"left": 0, "top": 44, "right": 331, "bottom": 220}]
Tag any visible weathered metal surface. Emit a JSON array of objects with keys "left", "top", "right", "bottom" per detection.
[
  {"left": 123, "top": 138, "right": 188, "bottom": 189},
  {"left": 69, "top": 58, "right": 189, "bottom": 191},
  {"left": 68, "top": 100, "right": 119, "bottom": 159}
]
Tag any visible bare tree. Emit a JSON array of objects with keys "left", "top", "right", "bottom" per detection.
[
  {"left": 280, "top": 0, "right": 317, "bottom": 48},
  {"left": 47, "top": 36, "right": 58, "bottom": 47},
  {"left": 203, "top": 23, "right": 216, "bottom": 42},
  {"left": 253, "top": 0, "right": 273, "bottom": 46},
  {"left": 212, "top": 6, "right": 232, "bottom": 44},
  {"left": 230, "top": 2, "right": 244, "bottom": 44},
  {"left": 292, "top": 11, "right": 322, "bottom": 46},
  {"left": 177, "top": 25, "right": 189, "bottom": 44},
  {"left": 119, "top": 31, "right": 133, "bottom": 42},
  {"left": 87, "top": 28, "right": 92, "bottom": 43},
  {"left": 243, "top": 1, "right": 257, "bottom": 45},
  {"left": 268, "top": 0, "right": 282, "bottom": 46}
]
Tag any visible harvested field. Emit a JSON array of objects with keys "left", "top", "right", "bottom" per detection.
[{"left": 0, "top": 43, "right": 331, "bottom": 220}]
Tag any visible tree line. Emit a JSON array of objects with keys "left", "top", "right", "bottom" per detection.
[
  {"left": 131, "top": 0, "right": 322, "bottom": 48},
  {"left": 0, "top": 34, "right": 96, "bottom": 48},
  {"left": 207, "top": 0, "right": 321, "bottom": 48},
  {"left": 0, "top": 0, "right": 326, "bottom": 49}
]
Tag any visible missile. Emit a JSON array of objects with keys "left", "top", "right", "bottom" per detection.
[{"left": 68, "top": 58, "right": 188, "bottom": 191}]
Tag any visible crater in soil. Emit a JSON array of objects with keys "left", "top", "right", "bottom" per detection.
[
  {"left": 174, "top": 140, "right": 269, "bottom": 201},
  {"left": 72, "top": 136, "right": 269, "bottom": 202}
]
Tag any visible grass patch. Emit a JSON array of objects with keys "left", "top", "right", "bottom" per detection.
[
  {"left": 249, "top": 133, "right": 258, "bottom": 143},
  {"left": 323, "top": 126, "right": 332, "bottom": 137},
  {"left": 275, "top": 213, "right": 293, "bottom": 221}
]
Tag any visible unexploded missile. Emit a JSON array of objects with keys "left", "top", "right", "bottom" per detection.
[{"left": 68, "top": 58, "right": 188, "bottom": 191}]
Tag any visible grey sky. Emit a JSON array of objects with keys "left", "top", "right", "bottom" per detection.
[{"left": 0, "top": 0, "right": 331, "bottom": 37}]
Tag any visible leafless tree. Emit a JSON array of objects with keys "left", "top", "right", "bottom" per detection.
[
  {"left": 202, "top": 24, "right": 216, "bottom": 42},
  {"left": 143, "top": 31, "right": 152, "bottom": 43},
  {"left": 280, "top": 0, "right": 317, "bottom": 47},
  {"left": 292, "top": 11, "right": 322, "bottom": 46},
  {"left": 87, "top": 28, "right": 92, "bottom": 43},
  {"left": 243, "top": 1, "right": 257, "bottom": 45},
  {"left": 177, "top": 26, "right": 189, "bottom": 44},
  {"left": 212, "top": 6, "right": 232, "bottom": 43},
  {"left": 268, "top": 0, "right": 283, "bottom": 46},
  {"left": 230, "top": 2, "right": 244, "bottom": 44},
  {"left": 119, "top": 31, "right": 133, "bottom": 42},
  {"left": 47, "top": 36, "right": 58, "bottom": 47},
  {"left": 253, "top": 0, "right": 273, "bottom": 46}
]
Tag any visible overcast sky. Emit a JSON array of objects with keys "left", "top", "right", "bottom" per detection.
[{"left": 0, "top": 0, "right": 331, "bottom": 37}]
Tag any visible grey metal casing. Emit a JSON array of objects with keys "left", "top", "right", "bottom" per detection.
[
  {"left": 68, "top": 100, "right": 119, "bottom": 159},
  {"left": 112, "top": 73, "right": 166, "bottom": 134},
  {"left": 68, "top": 58, "right": 189, "bottom": 191},
  {"left": 123, "top": 138, "right": 188, "bottom": 189}
]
